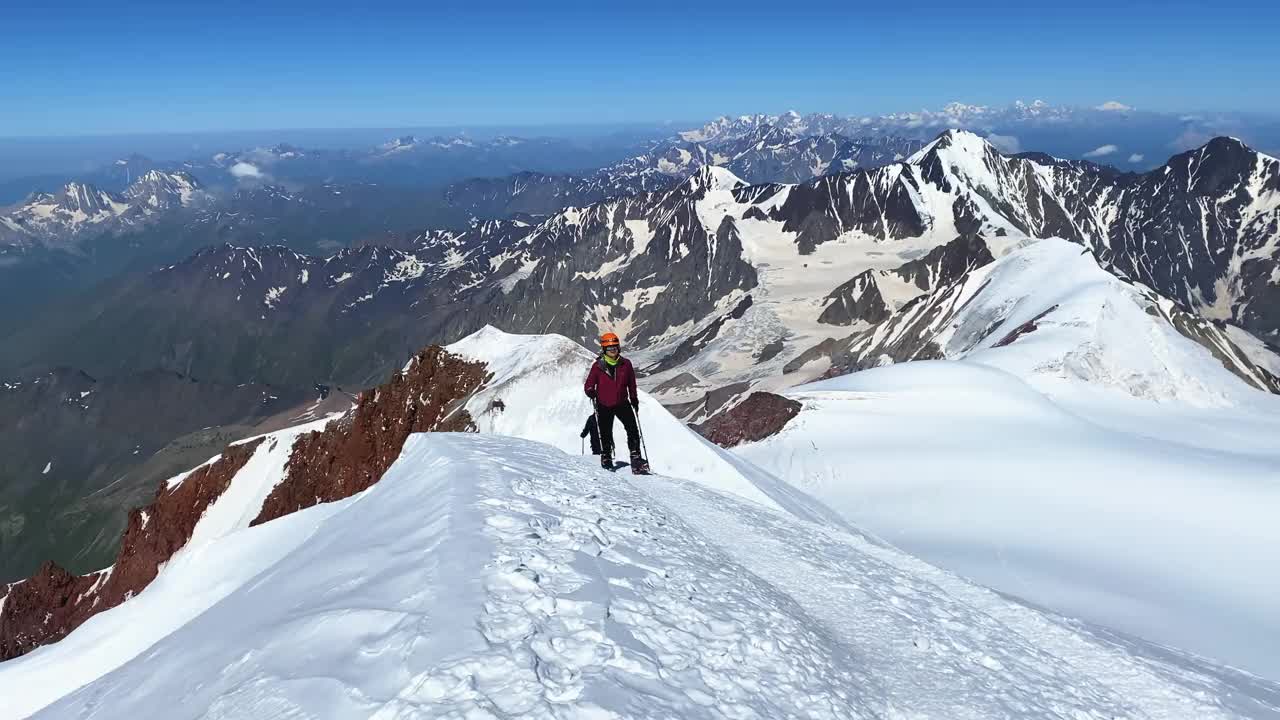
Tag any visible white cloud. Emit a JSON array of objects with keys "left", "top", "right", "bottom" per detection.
[
  {"left": 986, "top": 134, "right": 1021, "bottom": 154},
  {"left": 1083, "top": 144, "right": 1119, "bottom": 158},
  {"left": 1128, "top": 153, "right": 1145, "bottom": 163},
  {"left": 1095, "top": 101, "right": 1132, "bottom": 112},
  {"left": 229, "top": 162, "right": 263, "bottom": 179},
  {"left": 245, "top": 147, "right": 284, "bottom": 166}
]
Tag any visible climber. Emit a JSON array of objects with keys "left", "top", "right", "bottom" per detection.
[{"left": 583, "top": 332, "right": 649, "bottom": 474}]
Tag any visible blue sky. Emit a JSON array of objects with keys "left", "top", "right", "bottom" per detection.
[{"left": 3, "top": 0, "right": 1277, "bottom": 137}]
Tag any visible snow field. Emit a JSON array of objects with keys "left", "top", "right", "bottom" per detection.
[
  {"left": 738, "top": 359, "right": 1280, "bottom": 681},
  {"left": 630, "top": 465, "right": 1273, "bottom": 720}
]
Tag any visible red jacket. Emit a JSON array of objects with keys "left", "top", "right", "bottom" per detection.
[{"left": 584, "top": 356, "right": 638, "bottom": 409}]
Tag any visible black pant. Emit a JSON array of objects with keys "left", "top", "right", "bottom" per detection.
[{"left": 597, "top": 403, "right": 641, "bottom": 458}]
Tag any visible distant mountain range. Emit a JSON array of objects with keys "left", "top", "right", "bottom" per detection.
[
  {"left": 1, "top": 129, "right": 1278, "bottom": 586},
  {"left": 445, "top": 126, "right": 926, "bottom": 219},
  {"left": 6, "top": 131, "right": 1275, "bottom": 394},
  {"left": 0, "top": 121, "right": 924, "bottom": 331},
  {"left": 677, "top": 102, "right": 1280, "bottom": 163}
]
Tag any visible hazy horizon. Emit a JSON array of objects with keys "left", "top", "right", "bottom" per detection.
[{"left": 6, "top": 1, "right": 1280, "bottom": 137}]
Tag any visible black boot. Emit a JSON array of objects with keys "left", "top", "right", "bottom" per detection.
[
  {"left": 630, "top": 451, "right": 650, "bottom": 475},
  {"left": 600, "top": 453, "right": 613, "bottom": 470}
]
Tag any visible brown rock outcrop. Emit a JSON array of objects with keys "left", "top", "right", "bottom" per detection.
[
  {"left": 0, "top": 344, "right": 489, "bottom": 662},
  {"left": 992, "top": 305, "right": 1059, "bottom": 348},
  {"left": 0, "top": 564, "right": 101, "bottom": 659},
  {"left": 253, "top": 345, "right": 488, "bottom": 525},
  {"left": 694, "top": 392, "right": 802, "bottom": 448}
]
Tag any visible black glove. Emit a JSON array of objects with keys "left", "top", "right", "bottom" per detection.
[
  {"left": 631, "top": 401, "right": 639, "bottom": 413},
  {"left": 585, "top": 388, "right": 596, "bottom": 399}
]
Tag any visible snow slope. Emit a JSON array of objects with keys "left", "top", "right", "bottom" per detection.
[
  {"left": 447, "top": 326, "right": 842, "bottom": 523},
  {"left": 929, "top": 239, "right": 1276, "bottom": 406},
  {"left": 15, "top": 433, "right": 1280, "bottom": 719},
  {"left": 737, "top": 359, "right": 1280, "bottom": 681}
]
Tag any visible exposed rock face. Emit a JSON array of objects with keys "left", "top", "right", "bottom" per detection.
[
  {"left": 818, "top": 235, "right": 994, "bottom": 328},
  {"left": 674, "top": 381, "right": 754, "bottom": 425},
  {"left": 1148, "top": 297, "right": 1280, "bottom": 394},
  {"left": 0, "top": 563, "right": 101, "bottom": 660},
  {"left": 756, "top": 339, "right": 785, "bottom": 363},
  {"left": 992, "top": 306, "right": 1059, "bottom": 348},
  {"left": 895, "top": 235, "right": 995, "bottom": 291},
  {"left": 253, "top": 346, "right": 488, "bottom": 525},
  {"left": 113, "top": 440, "right": 265, "bottom": 596},
  {"left": 652, "top": 372, "right": 701, "bottom": 395},
  {"left": 0, "top": 441, "right": 261, "bottom": 660},
  {"left": 0, "top": 344, "right": 490, "bottom": 661},
  {"left": 694, "top": 392, "right": 803, "bottom": 448},
  {"left": 818, "top": 270, "right": 891, "bottom": 327},
  {"left": 1090, "top": 138, "right": 1280, "bottom": 343}
]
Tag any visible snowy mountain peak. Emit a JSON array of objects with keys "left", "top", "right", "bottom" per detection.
[
  {"left": 0, "top": 181, "right": 130, "bottom": 246},
  {"left": 902, "top": 129, "right": 1011, "bottom": 196},
  {"left": 746, "top": 123, "right": 801, "bottom": 146},
  {"left": 131, "top": 169, "right": 194, "bottom": 187},
  {"left": 55, "top": 181, "right": 120, "bottom": 211},
  {"left": 1160, "top": 135, "right": 1278, "bottom": 203},
  {"left": 908, "top": 128, "right": 999, "bottom": 161},
  {"left": 1190, "top": 134, "right": 1256, "bottom": 164},
  {"left": 377, "top": 135, "right": 422, "bottom": 153},
  {"left": 123, "top": 170, "right": 204, "bottom": 209},
  {"left": 679, "top": 114, "right": 774, "bottom": 143},
  {"left": 1, "top": 168, "right": 212, "bottom": 250},
  {"left": 446, "top": 323, "right": 535, "bottom": 357},
  {"left": 687, "top": 163, "right": 746, "bottom": 194}
]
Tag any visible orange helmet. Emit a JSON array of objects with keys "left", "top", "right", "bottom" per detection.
[{"left": 600, "top": 332, "right": 620, "bottom": 348}]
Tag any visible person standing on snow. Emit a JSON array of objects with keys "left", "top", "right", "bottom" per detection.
[{"left": 583, "top": 332, "right": 648, "bottom": 473}]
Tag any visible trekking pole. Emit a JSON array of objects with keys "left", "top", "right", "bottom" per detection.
[
  {"left": 636, "top": 405, "right": 650, "bottom": 462},
  {"left": 592, "top": 397, "right": 605, "bottom": 460}
]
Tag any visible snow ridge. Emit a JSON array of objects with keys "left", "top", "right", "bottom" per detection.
[{"left": 18, "top": 433, "right": 1278, "bottom": 719}]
